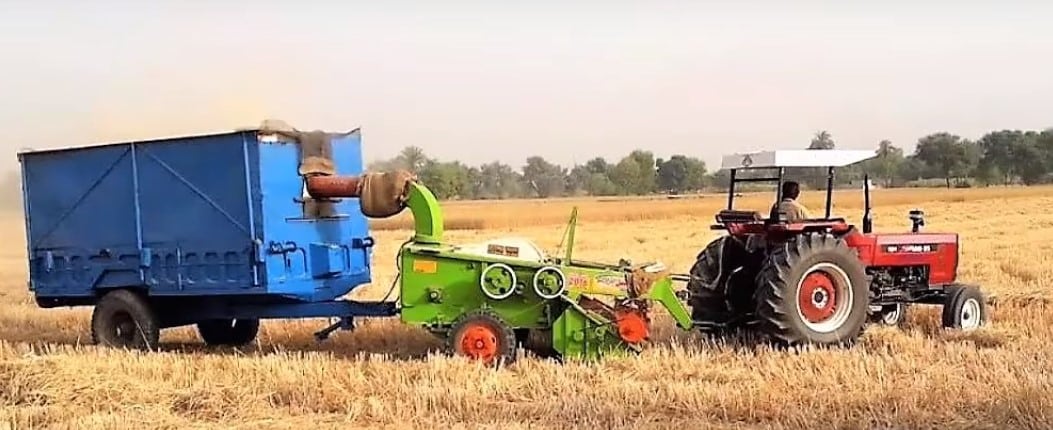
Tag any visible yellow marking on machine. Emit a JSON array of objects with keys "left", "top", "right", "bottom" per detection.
[{"left": 412, "top": 259, "right": 438, "bottom": 274}]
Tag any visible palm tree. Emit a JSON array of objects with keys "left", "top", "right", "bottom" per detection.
[
  {"left": 809, "top": 130, "right": 835, "bottom": 150},
  {"left": 397, "top": 146, "right": 429, "bottom": 173}
]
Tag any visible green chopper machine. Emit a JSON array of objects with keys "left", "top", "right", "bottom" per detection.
[{"left": 306, "top": 171, "right": 693, "bottom": 364}]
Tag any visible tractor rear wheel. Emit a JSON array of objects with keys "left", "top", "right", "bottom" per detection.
[
  {"left": 447, "top": 310, "right": 517, "bottom": 365},
  {"left": 755, "top": 233, "right": 869, "bottom": 346},
  {"left": 687, "top": 236, "right": 759, "bottom": 330},
  {"left": 197, "top": 318, "right": 260, "bottom": 346},
  {"left": 687, "top": 237, "right": 731, "bottom": 321}
]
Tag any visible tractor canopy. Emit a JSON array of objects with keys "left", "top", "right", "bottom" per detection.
[{"left": 716, "top": 149, "right": 878, "bottom": 232}]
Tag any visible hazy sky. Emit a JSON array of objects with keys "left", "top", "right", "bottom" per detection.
[{"left": 1, "top": 1, "right": 1051, "bottom": 172}]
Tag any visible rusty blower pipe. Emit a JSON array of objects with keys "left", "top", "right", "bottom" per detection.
[{"left": 305, "top": 175, "right": 363, "bottom": 199}]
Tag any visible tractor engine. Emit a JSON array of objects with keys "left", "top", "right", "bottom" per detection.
[{"left": 866, "top": 265, "right": 930, "bottom": 303}]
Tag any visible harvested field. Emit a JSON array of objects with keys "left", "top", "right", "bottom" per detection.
[{"left": 2, "top": 186, "right": 1052, "bottom": 429}]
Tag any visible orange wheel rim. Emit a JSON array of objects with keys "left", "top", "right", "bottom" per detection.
[
  {"left": 458, "top": 323, "right": 499, "bottom": 363},
  {"left": 798, "top": 271, "right": 837, "bottom": 323}
]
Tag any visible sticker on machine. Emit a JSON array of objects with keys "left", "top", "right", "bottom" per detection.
[
  {"left": 595, "top": 274, "right": 627, "bottom": 288},
  {"left": 885, "top": 244, "right": 939, "bottom": 253},
  {"left": 567, "top": 273, "right": 589, "bottom": 288},
  {"left": 412, "top": 259, "right": 438, "bottom": 274}
]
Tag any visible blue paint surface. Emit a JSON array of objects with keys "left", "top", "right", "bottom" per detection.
[{"left": 19, "top": 127, "right": 375, "bottom": 315}]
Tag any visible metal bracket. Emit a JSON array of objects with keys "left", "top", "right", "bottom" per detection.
[
  {"left": 314, "top": 317, "right": 355, "bottom": 341},
  {"left": 351, "top": 237, "right": 375, "bottom": 249}
]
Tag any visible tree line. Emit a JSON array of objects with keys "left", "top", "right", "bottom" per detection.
[{"left": 368, "top": 128, "right": 1053, "bottom": 200}]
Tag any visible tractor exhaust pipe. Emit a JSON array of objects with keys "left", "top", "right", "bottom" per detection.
[
  {"left": 862, "top": 173, "right": 873, "bottom": 234},
  {"left": 909, "top": 210, "right": 925, "bottom": 233}
]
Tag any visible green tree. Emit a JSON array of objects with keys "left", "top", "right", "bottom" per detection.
[
  {"left": 790, "top": 130, "right": 836, "bottom": 188},
  {"left": 657, "top": 155, "right": 707, "bottom": 193},
  {"left": 1013, "top": 131, "right": 1047, "bottom": 185},
  {"left": 367, "top": 146, "right": 433, "bottom": 173},
  {"left": 418, "top": 160, "right": 471, "bottom": 199},
  {"left": 977, "top": 130, "right": 1032, "bottom": 185},
  {"left": 609, "top": 150, "right": 657, "bottom": 195},
  {"left": 1036, "top": 130, "right": 1053, "bottom": 181},
  {"left": 913, "top": 132, "right": 976, "bottom": 188},
  {"left": 522, "top": 156, "right": 567, "bottom": 198},
  {"left": 809, "top": 130, "right": 836, "bottom": 150},
  {"left": 566, "top": 165, "right": 589, "bottom": 196},
  {"left": 396, "top": 146, "right": 431, "bottom": 173},
  {"left": 474, "top": 161, "right": 523, "bottom": 199},
  {"left": 585, "top": 157, "right": 611, "bottom": 175},
  {"left": 860, "top": 140, "right": 904, "bottom": 187}
]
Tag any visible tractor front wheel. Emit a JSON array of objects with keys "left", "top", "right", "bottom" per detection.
[
  {"left": 447, "top": 310, "right": 517, "bottom": 365},
  {"left": 941, "top": 285, "right": 986, "bottom": 331},
  {"left": 755, "top": 233, "right": 869, "bottom": 346}
]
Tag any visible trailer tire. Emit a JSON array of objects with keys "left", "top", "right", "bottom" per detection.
[
  {"left": 197, "top": 319, "right": 260, "bottom": 347},
  {"left": 447, "top": 309, "right": 517, "bottom": 365},
  {"left": 755, "top": 233, "right": 868, "bottom": 347},
  {"left": 91, "top": 289, "right": 160, "bottom": 351}
]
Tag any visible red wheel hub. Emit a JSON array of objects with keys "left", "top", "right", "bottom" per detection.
[
  {"left": 457, "top": 324, "right": 499, "bottom": 363},
  {"left": 798, "top": 271, "right": 838, "bottom": 323}
]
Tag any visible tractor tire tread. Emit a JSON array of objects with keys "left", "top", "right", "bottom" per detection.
[
  {"left": 754, "top": 232, "right": 869, "bottom": 346},
  {"left": 686, "top": 236, "right": 738, "bottom": 323}
]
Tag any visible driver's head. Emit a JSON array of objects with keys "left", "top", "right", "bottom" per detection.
[{"left": 781, "top": 181, "right": 800, "bottom": 200}]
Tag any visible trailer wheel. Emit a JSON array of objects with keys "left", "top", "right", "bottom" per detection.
[
  {"left": 755, "top": 233, "right": 869, "bottom": 347},
  {"left": 941, "top": 285, "right": 986, "bottom": 331},
  {"left": 91, "top": 289, "right": 160, "bottom": 350},
  {"left": 447, "top": 309, "right": 516, "bottom": 365},
  {"left": 197, "top": 319, "right": 260, "bottom": 346}
]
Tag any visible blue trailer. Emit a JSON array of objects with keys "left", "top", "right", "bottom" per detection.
[{"left": 18, "top": 121, "right": 396, "bottom": 349}]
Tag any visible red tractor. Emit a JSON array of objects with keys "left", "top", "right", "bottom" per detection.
[{"left": 687, "top": 150, "right": 986, "bottom": 346}]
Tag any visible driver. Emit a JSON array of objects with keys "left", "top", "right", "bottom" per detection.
[{"left": 772, "top": 181, "right": 811, "bottom": 222}]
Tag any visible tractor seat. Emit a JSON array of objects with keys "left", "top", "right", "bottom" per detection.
[
  {"left": 793, "top": 217, "right": 847, "bottom": 224},
  {"left": 715, "top": 209, "right": 763, "bottom": 224}
]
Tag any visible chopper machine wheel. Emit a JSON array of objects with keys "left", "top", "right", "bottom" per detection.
[
  {"left": 446, "top": 309, "right": 517, "bottom": 365},
  {"left": 941, "top": 285, "right": 986, "bottom": 331},
  {"left": 754, "top": 233, "right": 869, "bottom": 347}
]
